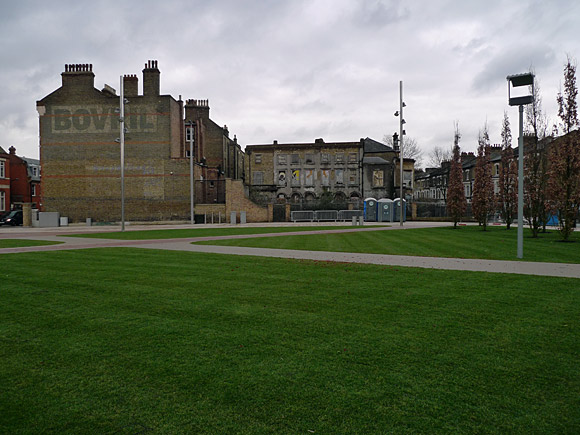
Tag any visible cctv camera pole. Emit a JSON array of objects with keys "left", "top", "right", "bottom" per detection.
[
  {"left": 399, "top": 80, "right": 404, "bottom": 227},
  {"left": 119, "top": 76, "right": 125, "bottom": 232}
]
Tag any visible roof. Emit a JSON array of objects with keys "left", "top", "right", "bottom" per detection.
[
  {"left": 363, "top": 137, "right": 394, "bottom": 153},
  {"left": 363, "top": 156, "right": 390, "bottom": 165}
]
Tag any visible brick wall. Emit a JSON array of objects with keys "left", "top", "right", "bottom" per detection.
[{"left": 225, "top": 179, "right": 270, "bottom": 223}]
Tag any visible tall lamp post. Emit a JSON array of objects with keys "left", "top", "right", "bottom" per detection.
[
  {"left": 394, "top": 80, "right": 406, "bottom": 226},
  {"left": 185, "top": 120, "right": 195, "bottom": 225},
  {"left": 507, "top": 72, "right": 534, "bottom": 259},
  {"left": 117, "top": 76, "right": 129, "bottom": 232}
]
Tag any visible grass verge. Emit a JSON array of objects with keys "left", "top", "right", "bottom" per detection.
[
  {"left": 0, "top": 239, "right": 62, "bottom": 249},
  {"left": 194, "top": 225, "right": 580, "bottom": 263},
  {"left": 67, "top": 225, "right": 380, "bottom": 240},
  {"left": 1, "top": 248, "right": 578, "bottom": 433}
]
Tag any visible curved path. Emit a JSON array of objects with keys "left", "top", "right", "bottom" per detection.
[{"left": 1, "top": 222, "right": 579, "bottom": 278}]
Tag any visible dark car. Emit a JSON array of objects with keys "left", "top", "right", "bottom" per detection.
[{"left": 0, "top": 210, "right": 23, "bottom": 226}]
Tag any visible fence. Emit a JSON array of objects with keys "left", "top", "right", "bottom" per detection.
[{"left": 291, "top": 209, "right": 364, "bottom": 222}]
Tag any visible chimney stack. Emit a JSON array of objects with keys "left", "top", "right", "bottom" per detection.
[
  {"left": 142, "top": 60, "right": 160, "bottom": 97},
  {"left": 123, "top": 74, "right": 139, "bottom": 97},
  {"left": 62, "top": 63, "right": 95, "bottom": 89}
]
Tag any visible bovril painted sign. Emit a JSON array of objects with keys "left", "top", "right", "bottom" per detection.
[{"left": 47, "top": 105, "right": 159, "bottom": 134}]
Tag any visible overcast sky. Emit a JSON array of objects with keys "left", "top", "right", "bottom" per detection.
[{"left": 1, "top": 0, "right": 578, "bottom": 165}]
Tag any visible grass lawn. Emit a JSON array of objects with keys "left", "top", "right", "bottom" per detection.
[
  {"left": 1, "top": 248, "right": 578, "bottom": 433},
  {"left": 0, "top": 239, "right": 62, "bottom": 249},
  {"left": 67, "top": 225, "right": 378, "bottom": 240},
  {"left": 195, "top": 225, "right": 580, "bottom": 264}
]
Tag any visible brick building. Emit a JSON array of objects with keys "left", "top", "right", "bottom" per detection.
[
  {"left": 37, "top": 61, "right": 244, "bottom": 222},
  {"left": 0, "top": 146, "right": 41, "bottom": 213}
]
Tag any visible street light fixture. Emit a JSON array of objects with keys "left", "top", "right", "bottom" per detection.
[
  {"left": 118, "top": 76, "right": 129, "bottom": 232},
  {"left": 394, "top": 80, "right": 406, "bottom": 227},
  {"left": 507, "top": 72, "right": 534, "bottom": 259},
  {"left": 185, "top": 120, "right": 195, "bottom": 225}
]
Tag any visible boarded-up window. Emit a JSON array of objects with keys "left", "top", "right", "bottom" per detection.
[
  {"left": 278, "top": 154, "right": 287, "bottom": 165},
  {"left": 305, "top": 154, "right": 315, "bottom": 165},
  {"left": 278, "top": 171, "right": 287, "bottom": 186},
  {"left": 253, "top": 171, "right": 264, "bottom": 185},
  {"left": 348, "top": 169, "right": 357, "bottom": 185},
  {"left": 291, "top": 154, "right": 300, "bottom": 165},
  {"left": 321, "top": 153, "right": 330, "bottom": 165},
  {"left": 254, "top": 154, "right": 262, "bottom": 164},
  {"left": 321, "top": 169, "right": 330, "bottom": 186},
  {"left": 335, "top": 153, "right": 344, "bottom": 164},
  {"left": 373, "top": 170, "right": 384, "bottom": 187},
  {"left": 292, "top": 169, "right": 300, "bottom": 186},
  {"left": 305, "top": 169, "right": 314, "bottom": 186},
  {"left": 335, "top": 169, "right": 344, "bottom": 184},
  {"left": 348, "top": 152, "right": 358, "bottom": 163}
]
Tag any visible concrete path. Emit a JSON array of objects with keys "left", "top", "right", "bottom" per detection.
[{"left": 1, "top": 222, "right": 579, "bottom": 278}]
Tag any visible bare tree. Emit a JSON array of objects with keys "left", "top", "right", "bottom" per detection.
[
  {"left": 446, "top": 122, "right": 467, "bottom": 228},
  {"left": 427, "top": 146, "right": 452, "bottom": 168},
  {"left": 383, "top": 135, "right": 423, "bottom": 169},
  {"left": 547, "top": 55, "right": 580, "bottom": 241}
]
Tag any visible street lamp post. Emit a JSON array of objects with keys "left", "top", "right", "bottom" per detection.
[
  {"left": 507, "top": 72, "right": 534, "bottom": 259},
  {"left": 185, "top": 120, "right": 195, "bottom": 225},
  {"left": 394, "top": 80, "right": 406, "bottom": 226},
  {"left": 118, "top": 76, "right": 127, "bottom": 232}
]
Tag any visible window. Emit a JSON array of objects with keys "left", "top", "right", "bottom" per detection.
[
  {"left": 31, "top": 166, "right": 38, "bottom": 177},
  {"left": 254, "top": 154, "right": 262, "bottom": 164},
  {"left": 335, "top": 153, "right": 344, "bottom": 164},
  {"left": 291, "top": 154, "right": 300, "bottom": 165},
  {"left": 335, "top": 169, "right": 344, "bottom": 185},
  {"left": 321, "top": 169, "right": 330, "bottom": 186},
  {"left": 278, "top": 154, "right": 287, "bottom": 165},
  {"left": 291, "top": 169, "right": 300, "bottom": 186},
  {"left": 373, "top": 170, "right": 384, "bottom": 187},
  {"left": 403, "top": 170, "right": 413, "bottom": 187},
  {"left": 253, "top": 171, "right": 264, "bottom": 185},
  {"left": 494, "top": 163, "right": 500, "bottom": 176},
  {"left": 185, "top": 126, "right": 195, "bottom": 143},
  {"left": 321, "top": 153, "right": 330, "bottom": 165},
  {"left": 31, "top": 184, "right": 37, "bottom": 196},
  {"left": 348, "top": 169, "right": 357, "bottom": 185},
  {"left": 0, "top": 191, "right": 4, "bottom": 211},
  {"left": 0, "top": 160, "right": 5, "bottom": 178},
  {"left": 305, "top": 154, "right": 315, "bottom": 165},
  {"left": 305, "top": 169, "right": 314, "bottom": 186},
  {"left": 348, "top": 152, "right": 358, "bottom": 164},
  {"left": 278, "top": 171, "right": 287, "bottom": 186}
]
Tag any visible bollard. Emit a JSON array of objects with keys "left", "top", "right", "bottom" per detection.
[
  {"left": 230, "top": 211, "right": 237, "bottom": 224},
  {"left": 352, "top": 216, "right": 357, "bottom": 226}
]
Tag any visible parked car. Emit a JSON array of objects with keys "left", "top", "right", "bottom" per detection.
[{"left": 0, "top": 210, "right": 23, "bottom": 226}]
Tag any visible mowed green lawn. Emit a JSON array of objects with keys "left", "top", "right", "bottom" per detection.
[
  {"left": 67, "top": 225, "right": 375, "bottom": 240},
  {"left": 0, "top": 239, "right": 62, "bottom": 249},
  {"left": 1, "top": 248, "right": 578, "bottom": 433},
  {"left": 195, "top": 225, "right": 580, "bottom": 263}
]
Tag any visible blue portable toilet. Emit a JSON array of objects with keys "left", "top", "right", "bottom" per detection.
[
  {"left": 393, "top": 198, "right": 407, "bottom": 222},
  {"left": 377, "top": 198, "right": 394, "bottom": 222},
  {"left": 364, "top": 198, "right": 378, "bottom": 222}
]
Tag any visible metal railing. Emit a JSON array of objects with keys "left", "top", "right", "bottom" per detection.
[{"left": 291, "top": 209, "right": 364, "bottom": 222}]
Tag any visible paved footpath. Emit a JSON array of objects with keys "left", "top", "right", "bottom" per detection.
[{"left": 1, "top": 222, "right": 579, "bottom": 279}]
